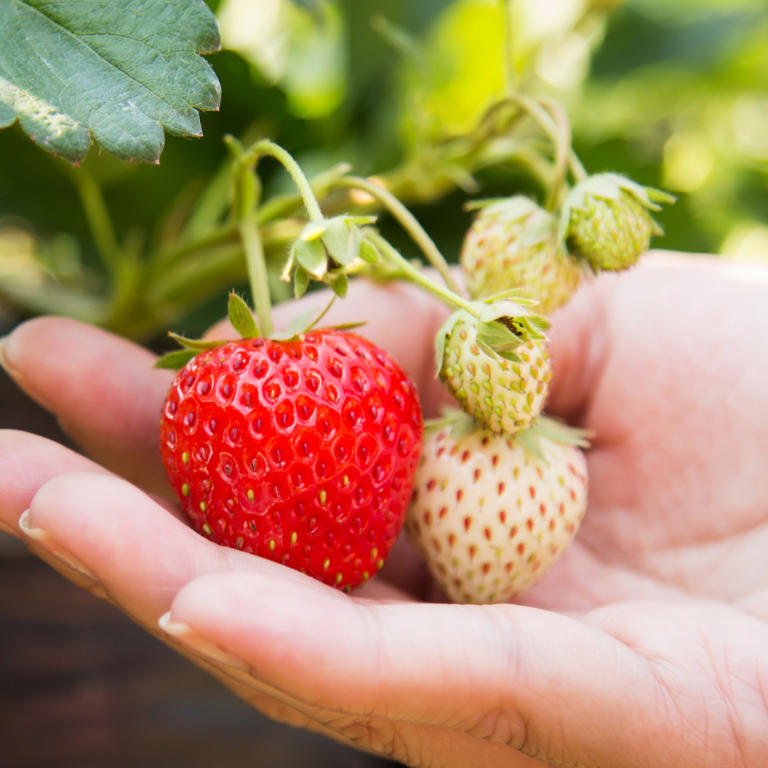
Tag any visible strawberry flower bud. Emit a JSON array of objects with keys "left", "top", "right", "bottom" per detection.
[{"left": 285, "top": 214, "right": 378, "bottom": 298}]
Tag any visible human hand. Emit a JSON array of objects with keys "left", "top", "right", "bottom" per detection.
[{"left": 1, "top": 254, "right": 767, "bottom": 767}]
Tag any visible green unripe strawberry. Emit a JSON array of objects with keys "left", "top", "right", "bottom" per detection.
[
  {"left": 562, "top": 173, "right": 674, "bottom": 271},
  {"left": 436, "top": 304, "right": 550, "bottom": 436},
  {"left": 461, "top": 197, "right": 583, "bottom": 314}
]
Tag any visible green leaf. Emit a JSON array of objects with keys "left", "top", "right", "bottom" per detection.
[
  {"left": 228, "top": 292, "right": 259, "bottom": 339},
  {"left": 154, "top": 348, "right": 197, "bottom": 370},
  {"left": 0, "top": 0, "right": 221, "bottom": 163}
]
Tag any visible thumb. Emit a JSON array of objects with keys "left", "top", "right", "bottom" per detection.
[{"left": 161, "top": 569, "right": 665, "bottom": 768}]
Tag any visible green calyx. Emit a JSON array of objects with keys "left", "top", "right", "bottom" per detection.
[
  {"left": 154, "top": 291, "right": 364, "bottom": 370},
  {"left": 561, "top": 173, "right": 675, "bottom": 271},
  {"left": 425, "top": 408, "right": 591, "bottom": 463},
  {"left": 434, "top": 300, "right": 547, "bottom": 375},
  {"left": 515, "top": 415, "right": 592, "bottom": 462}
]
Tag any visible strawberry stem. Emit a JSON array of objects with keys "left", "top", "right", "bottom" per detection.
[
  {"left": 538, "top": 96, "right": 589, "bottom": 184},
  {"left": 242, "top": 139, "right": 325, "bottom": 223},
  {"left": 239, "top": 216, "right": 273, "bottom": 336},
  {"left": 334, "top": 175, "right": 464, "bottom": 296},
  {"left": 366, "top": 231, "right": 478, "bottom": 317},
  {"left": 225, "top": 135, "right": 274, "bottom": 336}
]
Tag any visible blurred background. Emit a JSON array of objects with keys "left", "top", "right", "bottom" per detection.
[{"left": 1, "top": 0, "right": 766, "bottom": 765}]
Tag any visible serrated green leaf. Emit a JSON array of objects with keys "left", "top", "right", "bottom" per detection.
[
  {"left": 293, "top": 237, "right": 328, "bottom": 279},
  {"left": 0, "top": 0, "right": 221, "bottom": 163},
  {"left": 293, "top": 265, "right": 310, "bottom": 298},
  {"left": 154, "top": 348, "right": 197, "bottom": 370},
  {"left": 228, "top": 292, "right": 259, "bottom": 339},
  {"left": 168, "top": 332, "right": 227, "bottom": 351}
]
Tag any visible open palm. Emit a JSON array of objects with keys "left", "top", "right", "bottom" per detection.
[{"left": 1, "top": 254, "right": 766, "bottom": 768}]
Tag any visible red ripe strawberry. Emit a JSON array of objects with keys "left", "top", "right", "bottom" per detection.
[{"left": 159, "top": 329, "right": 423, "bottom": 591}]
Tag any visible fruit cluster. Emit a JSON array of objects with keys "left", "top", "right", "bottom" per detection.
[
  {"left": 406, "top": 170, "right": 672, "bottom": 604},
  {"left": 157, "top": 102, "right": 672, "bottom": 603}
]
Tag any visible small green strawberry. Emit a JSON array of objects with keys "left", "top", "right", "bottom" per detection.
[
  {"left": 562, "top": 173, "right": 674, "bottom": 271},
  {"left": 436, "top": 303, "right": 550, "bottom": 436},
  {"left": 407, "top": 414, "right": 588, "bottom": 604},
  {"left": 461, "top": 197, "right": 583, "bottom": 314}
]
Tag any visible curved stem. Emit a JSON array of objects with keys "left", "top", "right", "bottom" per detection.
[
  {"left": 498, "top": 92, "right": 573, "bottom": 210},
  {"left": 538, "top": 98, "right": 571, "bottom": 210},
  {"left": 334, "top": 175, "right": 464, "bottom": 296},
  {"left": 366, "top": 232, "right": 477, "bottom": 318},
  {"left": 538, "top": 96, "right": 588, "bottom": 184},
  {"left": 243, "top": 139, "right": 324, "bottom": 222},
  {"left": 224, "top": 136, "right": 275, "bottom": 336}
]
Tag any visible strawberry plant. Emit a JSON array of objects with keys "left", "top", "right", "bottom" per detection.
[{"left": 1, "top": 1, "right": 677, "bottom": 598}]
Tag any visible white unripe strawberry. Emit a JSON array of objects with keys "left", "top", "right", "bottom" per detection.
[
  {"left": 437, "top": 306, "right": 550, "bottom": 436},
  {"left": 461, "top": 197, "right": 583, "bottom": 314},
  {"left": 407, "top": 416, "right": 588, "bottom": 604}
]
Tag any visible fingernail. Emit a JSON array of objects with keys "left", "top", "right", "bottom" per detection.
[
  {"left": 18, "top": 509, "right": 99, "bottom": 582},
  {"left": 0, "top": 331, "right": 54, "bottom": 411},
  {"left": 158, "top": 611, "right": 249, "bottom": 671}
]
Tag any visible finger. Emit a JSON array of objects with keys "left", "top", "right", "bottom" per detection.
[
  {"left": 512, "top": 539, "right": 690, "bottom": 613},
  {"left": 1, "top": 318, "right": 173, "bottom": 495},
  {"left": 206, "top": 277, "right": 453, "bottom": 416},
  {"left": 24, "top": 472, "right": 412, "bottom": 622},
  {"left": 0, "top": 429, "right": 107, "bottom": 533},
  {"left": 163, "top": 569, "right": 687, "bottom": 768}
]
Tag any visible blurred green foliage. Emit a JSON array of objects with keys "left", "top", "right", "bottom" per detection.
[{"left": 1, "top": 0, "right": 766, "bottom": 340}]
